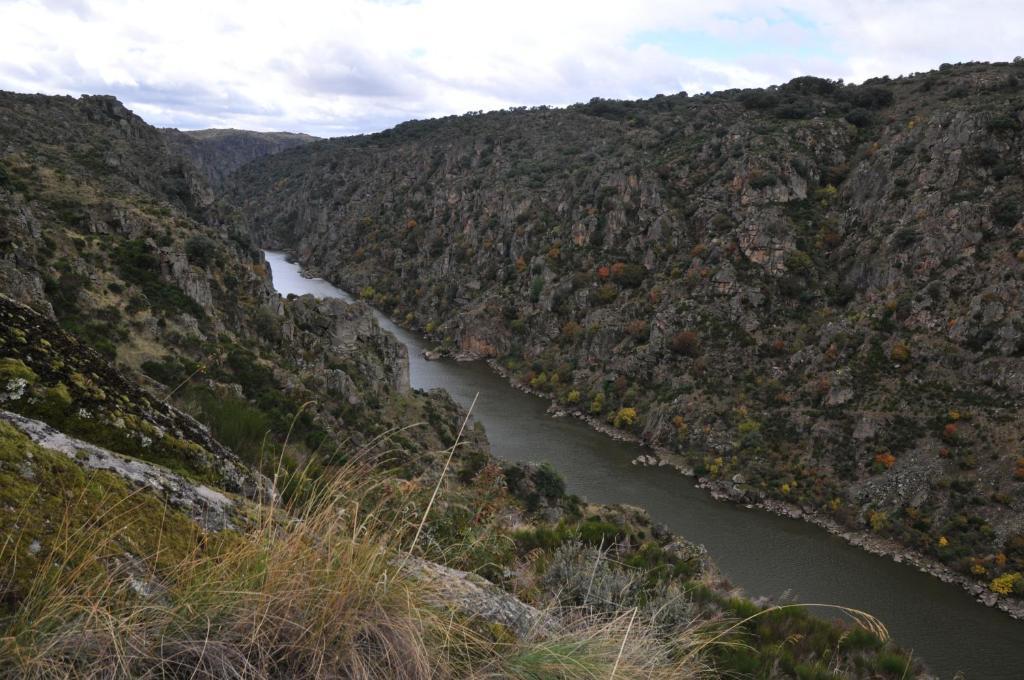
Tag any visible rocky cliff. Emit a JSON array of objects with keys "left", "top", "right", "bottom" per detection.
[
  {"left": 163, "top": 128, "right": 316, "bottom": 188},
  {"left": 229, "top": 60, "right": 1024, "bottom": 604}
]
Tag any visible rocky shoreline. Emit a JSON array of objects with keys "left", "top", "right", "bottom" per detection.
[{"left": 484, "top": 358, "right": 1024, "bottom": 623}]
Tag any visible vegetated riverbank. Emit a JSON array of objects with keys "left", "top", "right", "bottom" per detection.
[
  {"left": 483, "top": 357, "right": 1024, "bottom": 623},
  {"left": 277, "top": 250, "right": 1024, "bottom": 678},
  {"left": 297, "top": 254, "right": 1024, "bottom": 624}
]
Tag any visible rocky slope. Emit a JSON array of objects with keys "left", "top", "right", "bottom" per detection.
[
  {"left": 0, "top": 89, "right": 929, "bottom": 677},
  {"left": 229, "top": 59, "right": 1024, "bottom": 606},
  {"left": 162, "top": 128, "right": 316, "bottom": 188}
]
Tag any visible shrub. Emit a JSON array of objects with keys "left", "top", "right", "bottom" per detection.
[
  {"left": 184, "top": 235, "right": 216, "bottom": 268},
  {"left": 529, "top": 276, "right": 544, "bottom": 303},
  {"left": 533, "top": 462, "right": 567, "bottom": 501},
  {"left": 560, "top": 320, "right": 582, "bottom": 341},
  {"left": 610, "top": 262, "right": 646, "bottom": 287},
  {"left": 991, "top": 196, "right": 1020, "bottom": 228},
  {"left": 785, "top": 250, "right": 813, "bottom": 275},
  {"left": 890, "top": 342, "right": 910, "bottom": 363},
  {"left": 845, "top": 85, "right": 894, "bottom": 109},
  {"left": 738, "top": 90, "right": 779, "bottom": 110},
  {"left": 874, "top": 452, "right": 897, "bottom": 470},
  {"left": 113, "top": 240, "right": 204, "bottom": 318},
  {"left": 669, "top": 330, "right": 701, "bottom": 357},
  {"left": 749, "top": 173, "right": 779, "bottom": 189},
  {"left": 625, "top": 319, "right": 649, "bottom": 340},
  {"left": 595, "top": 283, "right": 618, "bottom": 304},
  {"left": 845, "top": 108, "right": 875, "bottom": 127},
  {"left": 613, "top": 407, "right": 637, "bottom": 429},
  {"left": 990, "top": 572, "right": 1022, "bottom": 594}
]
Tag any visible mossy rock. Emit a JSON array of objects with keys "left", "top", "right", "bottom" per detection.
[{"left": 0, "top": 421, "right": 208, "bottom": 612}]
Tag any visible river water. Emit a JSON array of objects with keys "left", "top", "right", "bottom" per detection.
[{"left": 265, "top": 250, "right": 1023, "bottom": 679}]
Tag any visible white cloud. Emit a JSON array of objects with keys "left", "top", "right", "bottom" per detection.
[{"left": 0, "top": 0, "right": 1020, "bottom": 136}]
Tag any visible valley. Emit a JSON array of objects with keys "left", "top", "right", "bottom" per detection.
[{"left": 267, "top": 251, "right": 1024, "bottom": 680}]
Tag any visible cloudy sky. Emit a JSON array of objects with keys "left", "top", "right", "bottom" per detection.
[{"left": 0, "top": 0, "right": 1021, "bottom": 137}]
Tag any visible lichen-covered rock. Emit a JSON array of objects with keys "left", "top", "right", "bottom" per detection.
[
  {"left": 1, "top": 410, "right": 239, "bottom": 531},
  {"left": 401, "top": 556, "right": 554, "bottom": 639}
]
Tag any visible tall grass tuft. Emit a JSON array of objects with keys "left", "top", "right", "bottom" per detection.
[{"left": 0, "top": 451, "right": 467, "bottom": 678}]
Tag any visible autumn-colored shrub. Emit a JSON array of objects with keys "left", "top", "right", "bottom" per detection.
[
  {"left": 671, "top": 415, "right": 688, "bottom": 436},
  {"left": 625, "top": 319, "right": 649, "bottom": 340},
  {"left": 874, "top": 452, "right": 896, "bottom": 470},
  {"left": 560, "top": 320, "right": 582, "bottom": 341},
  {"left": 668, "top": 330, "right": 701, "bottom": 357},
  {"left": 942, "top": 422, "right": 959, "bottom": 442},
  {"left": 596, "top": 265, "right": 610, "bottom": 279},
  {"left": 890, "top": 342, "right": 910, "bottom": 363},
  {"left": 990, "top": 572, "right": 1023, "bottom": 595},
  {"left": 610, "top": 262, "right": 646, "bottom": 287},
  {"left": 613, "top": 407, "right": 637, "bottom": 429}
]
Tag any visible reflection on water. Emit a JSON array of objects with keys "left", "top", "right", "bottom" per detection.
[{"left": 265, "top": 250, "right": 1024, "bottom": 679}]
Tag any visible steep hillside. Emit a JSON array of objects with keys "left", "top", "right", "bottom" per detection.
[
  {"left": 0, "top": 89, "right": 478, "bottom": 500},
  {"left": 163, "top": 128, "right": 316, "bottom": 188},
  {"left": 229, "top": 60, "right": 1024, "bottom": 605},
  {"left": 0, "top": 90, "right": 927, "bottom": 677}
]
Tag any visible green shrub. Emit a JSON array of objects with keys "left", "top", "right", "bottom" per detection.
[{"left": 113, "top": 240, "right": 204, "bottom": 318}]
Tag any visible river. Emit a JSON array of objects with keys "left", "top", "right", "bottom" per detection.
[{"left": 265, "top": 250, "right": 1023, "bottom": 679}]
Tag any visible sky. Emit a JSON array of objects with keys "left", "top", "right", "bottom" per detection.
[{"left": 0, "top": 0, "right": 1021, "bottom": 137}]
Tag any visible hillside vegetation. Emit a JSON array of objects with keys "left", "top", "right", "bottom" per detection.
[
  {"left": 230, "top": 60, "right": 1024, "bottom": 606},
  {"left": 163, "top": 128, "right": 317, "bottom": 189},
  {"left": 0, "top": 90, "right": 923, "bottom": 677}
]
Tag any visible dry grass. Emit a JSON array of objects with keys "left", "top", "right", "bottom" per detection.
[
  {"left": 0, "top": 452, "right": 455, "bottom": 679},
  {"left": 0, "top": 445, "right": 722, "bottom": 679},
  {"left": 0, "top": 407, "right": 895, "bottom": 679}
]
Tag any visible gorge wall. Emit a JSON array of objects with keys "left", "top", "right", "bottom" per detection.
[{"left": 229, "top": 60, "right": 1024, "bottom": 602}]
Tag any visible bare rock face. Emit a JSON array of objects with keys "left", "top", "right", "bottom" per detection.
[
  {"left": 283, "top": 295, "right": 410, "bottom": 394},
  {"left": 0, "top": 257, "right": 53, "bottom": 319}
]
